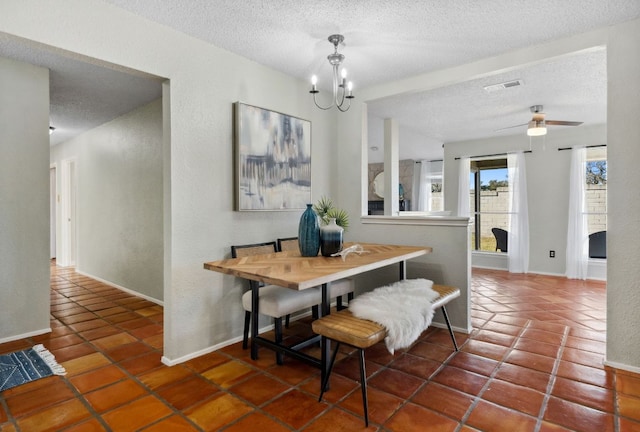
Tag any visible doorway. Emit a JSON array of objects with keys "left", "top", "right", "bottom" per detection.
[
  {"left": 59, "top": 158, "right": 77, "bottom": 267},
  {"left": 50, "top": 164, "right": 56, "bottom": 259}
]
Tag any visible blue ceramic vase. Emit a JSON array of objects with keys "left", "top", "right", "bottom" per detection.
[
  {"left": 298, "top": 204, "right": 320, "bottom": 257},
  {"left": 320, "top": 218, "right": 344, "bottom": 256}
]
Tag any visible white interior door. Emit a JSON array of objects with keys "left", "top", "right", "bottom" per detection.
[
  {"left": 50, "top": 165, "right": 56, "bottom": 259},
  {"left": 60, "top": 159, "right": 77, "bottom": 267},
  {"left": 69, "top": 160, "right": 77, "bottom": 266}
]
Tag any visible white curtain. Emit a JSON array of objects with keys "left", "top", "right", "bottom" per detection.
[
  {"left": 566, "top": 147, "right": 588, "bottom": 279},
  {"left": 457, "top": 157, "right": 470, "bottom": 217},
  {"left": 507, "top": 152, "right": 529, "bottom": 273},
  {"left": 413, "top": 160, "right": 432, "bottom": 211}
]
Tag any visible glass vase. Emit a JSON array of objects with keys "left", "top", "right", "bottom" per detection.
[
  {"left": 298, "top": 204, "right": 320, "bottom": 257},
  {"left": 320, "top": 218, "right": 344, "bottom": 257}
]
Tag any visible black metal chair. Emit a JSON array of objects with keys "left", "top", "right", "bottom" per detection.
[
  {"left": 491, "top": 228, "right": 508, "bottom": 252},
  {"left": 589, "top": 231, "right": 607, "bottom": 259},
  {"left": 231, "top": 241, "right": 321, "bottom": 364}
]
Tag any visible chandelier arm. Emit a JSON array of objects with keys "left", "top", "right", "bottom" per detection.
[
  {"left": 332, "top": 64, "right": 351, "bottom": 109},
  {"left": 332, "top": 64, "right": 342, "bottom": 107},
  {"left": 336, "top": 98, "right": 352, "bottom": 112},
  {"left": 311, "top": 92, "right": 334, "bottom": 110}
]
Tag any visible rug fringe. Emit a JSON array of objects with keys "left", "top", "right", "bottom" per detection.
[{"left": 32, "top": 344, "right": 67, "bottom": 376}]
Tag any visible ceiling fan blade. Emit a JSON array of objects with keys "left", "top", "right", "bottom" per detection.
[
  {"left": 545, "top": 120, "right": 583, "bottom": 126},
  {"left": 494, "top": 123, "right": 528, "bottom": 132}
]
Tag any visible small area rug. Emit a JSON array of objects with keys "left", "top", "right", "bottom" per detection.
[
  {"left": 349, "top": 278, "right": 439, "bottom": 354},
  {"left": 0, "top": 344, "right": 66, "bottom": 392}
]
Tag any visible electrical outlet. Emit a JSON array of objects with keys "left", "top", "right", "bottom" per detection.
[{"left": 549, "top": 250, "right": 555, "bottom": 258}]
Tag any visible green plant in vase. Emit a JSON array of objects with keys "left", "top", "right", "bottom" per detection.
[
  {"left": 313, "top": 196, "right": 349, "bottom": 230},
  {"left": 314, "top": 196, "right": 349, "bottom": 256}
]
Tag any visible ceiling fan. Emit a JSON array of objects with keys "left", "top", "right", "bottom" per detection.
[{"left": 498, "top": 105, "right": 583, "bottom": 136}]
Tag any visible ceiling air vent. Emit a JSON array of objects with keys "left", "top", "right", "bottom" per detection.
[{"left": 483, "top": 79, "right": 524, "bottom": 93}]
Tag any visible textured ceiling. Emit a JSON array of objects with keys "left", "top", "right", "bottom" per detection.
[
  {"left": 2, "top": 1, "right": 640, "bottom": 152},
  {"left": 102, "top": 0, "right": 639, "bottom": 89},
  {"left": 367, "top": 48, "right": 608, "bottom": 161},
  {"left": 0, "top": 34, "right": 163, "bottom": 146}
]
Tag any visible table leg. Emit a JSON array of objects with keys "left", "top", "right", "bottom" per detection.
[
  {"left": 399, "top": 260, "right": 406, "bottom": 280},
  {"left": 250, "top": 282, "right": 260, "bottom": 360},
  {"left": 321, "top": 282, "right": 331, "bottom": 317},
  {"left": 320, "top": 282, "right": 331, "bottom": 390}
]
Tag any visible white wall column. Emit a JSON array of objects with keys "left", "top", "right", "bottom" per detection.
[
  {"left": 383, "top": 118, "right": 399, "bottom": 215},
  {"left": 606, "top": 18, "right": 640, "bottom": 372},
  {"left": 0, "top": 56, "right": 50, "bottom": 341}
]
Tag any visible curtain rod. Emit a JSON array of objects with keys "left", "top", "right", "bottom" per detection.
[
  {"left": 454, "top": 150, "right": 532, "bottom": 161},
  {"left": 557, "top": 144, "right": 607, "bottom": 151},
  {"left": 415, "top": 159, "right": 443, "bottom": 163}
]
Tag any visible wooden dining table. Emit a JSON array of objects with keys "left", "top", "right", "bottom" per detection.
[{"left": 204, "top": 242, "right": 431, "bottom": 385}]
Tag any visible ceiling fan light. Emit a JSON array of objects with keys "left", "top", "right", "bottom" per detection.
[
  {"left": 527, "top": 120, "right": 547, "bottom": 136},
  {"left": 527, "top": 126, "right": 547, "bottom": 136}
]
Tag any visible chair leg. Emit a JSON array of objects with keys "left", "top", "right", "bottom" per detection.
[
  {"left": 441, "top": 305, "right": 459, "bottom": 351},
  {"left": 319, "top": 341, "right": 341, "bottom": 400},
  {"left": 358, "top": 348, "right": 369, "bottom": 427},
  {"left": 242, "top": 311, "right": 251, "bottom": 349},
  {"left": 312, "top": 305, "right": 319, "bottom": 320},
  {"left": 274, "top": 317, "right": 284, "bottom": 365}
]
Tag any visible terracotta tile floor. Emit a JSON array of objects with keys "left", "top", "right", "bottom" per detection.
[{"left": 1, "top": 265, "right": 640, "bottom": 431}]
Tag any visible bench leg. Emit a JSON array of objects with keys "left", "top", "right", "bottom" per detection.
[
  {"left": 358, "top": 348, "right": 370, "bottom": 427},
  {"left": 441, "top": 305, "right": 459, "bottom": 351},
  {"left": 319, "top": 341, "right": 341, "bottom": 400}
]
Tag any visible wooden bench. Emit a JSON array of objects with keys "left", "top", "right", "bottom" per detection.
[{"left": 311, "top": 284, "right": 460, "bottom": 426}]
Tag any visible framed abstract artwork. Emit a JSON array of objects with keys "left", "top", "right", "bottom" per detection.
[{"left": 234, "top": 102, "right": 311, "bottom": 211}]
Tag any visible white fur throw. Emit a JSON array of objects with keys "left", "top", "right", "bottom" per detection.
[{"left": 349, "top": 279, "right": 439, "bottom": 354}]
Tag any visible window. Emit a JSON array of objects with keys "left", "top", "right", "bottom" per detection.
[
  {"left": 585, "top": 147, "right": 607, "bottom": 236},
  {"left": 430, "top": 180, "right": 443, "bottom": 211},
  {"left": 413, "top": 160, "right": 443, "bottom": 212},
  {"left": 469, "top": 158, "right": 509, "bottom": 252},
  {"left": 427, "top": 165, "right": 444, "bottom": 212},
  {"left": 566, "top": 146, "right": 607, "bottom": 277}
]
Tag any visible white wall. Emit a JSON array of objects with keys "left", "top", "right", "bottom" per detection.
[
  {"left": 606, "top": 18, "right": 640, "bottom": 372},
  {"left": 0, "top": 56, "right": 50, "bottom": 341},
  {"left": 50, "top": 99, "right": 164, "bottom": 302},
  {"left": 0, "top": 0, "right": 336, "bottom": 363},
  {"left": 368, "top": 115, "right": 443, "bottom": 163},
  {"left": 443, "top": 124, "right": 606, "bottom": 275}
]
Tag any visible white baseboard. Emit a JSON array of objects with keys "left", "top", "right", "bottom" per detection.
[
  {"left": 526, "top": 270, "right": 566, "bottom": 277},
  {"left": 472, "top": 264, "right": 509, "bottom": 271},
  {"left": 471, "top": 266, "right": 605, "bottom": 282},
  {"left": 604, "top": 359, "right": 640, "bottom": 375},
  {"left": 161, "top": 306, "right": 323, "bottom": 366},
  {"left": 0, "top": 328, "right": 51, "bottom": 344},
  {"left": 430, "top": 321, "right": 472, "bottom": 335},
  {"left": 75, "top": 269, "right": 163, "bottom": 306},
  {"left": 162, "top": 335, "right": 245, "bottom": 367}
]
